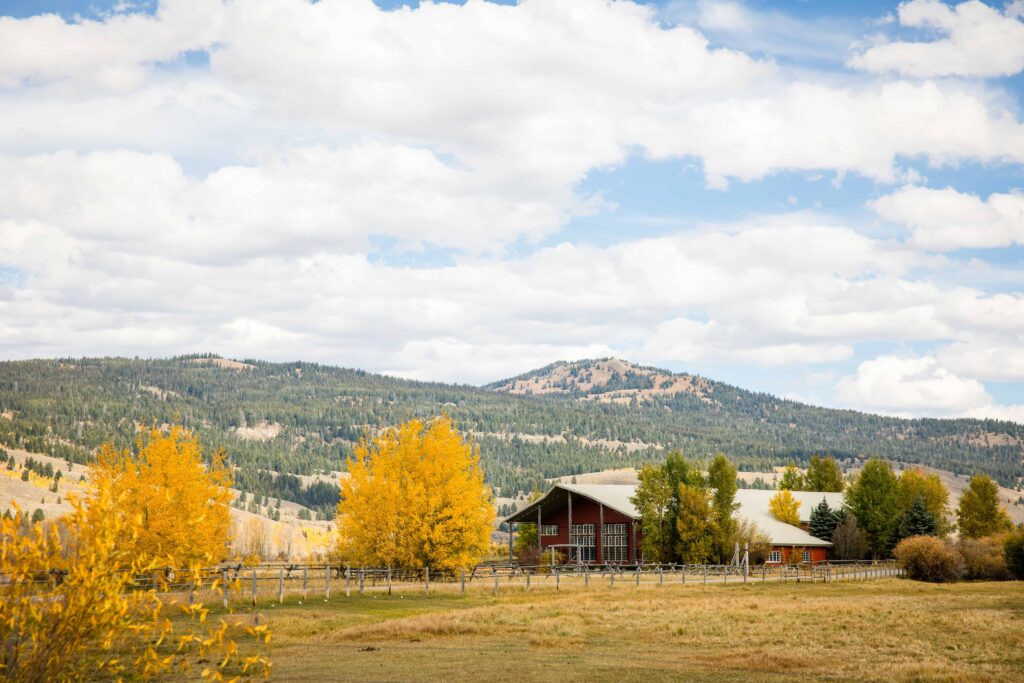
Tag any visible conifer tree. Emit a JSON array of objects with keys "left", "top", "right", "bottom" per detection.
[
  {"left": 809, "top": 497, "right": 839, "bottom": 540},
  {"left": 896, "top": 495, "right": 938, "bottom": 540}
]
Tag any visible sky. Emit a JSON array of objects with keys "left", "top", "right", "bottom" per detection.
[{"left": 1, "top": 0, "right": 1024, "bottom": 423}]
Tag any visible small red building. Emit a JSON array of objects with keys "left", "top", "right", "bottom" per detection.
[{"left": 505, "top": 484, "right": 839, "bottom": 564}]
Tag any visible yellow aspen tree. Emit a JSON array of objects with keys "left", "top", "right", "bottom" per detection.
[
  {"left": 0, "top": 490, "right": 270, "bottom": 681},
  {"left": 769, "top": 489, "right": 801, "bottom": 526},
  {"left": 90, "top": 426, "right": 233, "bottom": 567},
  {"left": 336, "top": 416, "right": 494, "bottom": 571}
]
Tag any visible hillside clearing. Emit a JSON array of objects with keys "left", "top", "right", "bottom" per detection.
[{"left": 263, "top": 580, "right": 1024, "bottom": 682}]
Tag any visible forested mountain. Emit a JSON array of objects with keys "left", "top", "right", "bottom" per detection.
[{"left": 0, "top": 356, "right": 1021, "bottom": 513}]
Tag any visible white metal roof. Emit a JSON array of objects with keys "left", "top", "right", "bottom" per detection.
[
  {"left": 557, "top": 483, "right": 640, "bottom": 519},
  {"left": 734, "top": 489, "right": 845, "bottom": 524},
  {"left": 506, "top": 484, "right": 843, "bottom": 548}
]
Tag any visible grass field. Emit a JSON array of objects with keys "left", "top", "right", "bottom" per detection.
[{"left": 245, "top": 579, "right": 1024, "bottom": 682}]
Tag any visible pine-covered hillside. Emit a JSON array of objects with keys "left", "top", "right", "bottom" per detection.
[{"left": 0, "top": 356, "right": 1022, "bottom": 512}]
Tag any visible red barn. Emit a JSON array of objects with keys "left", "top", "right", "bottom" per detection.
[{"left": 504, "top": 484, "right": 839, "bottom": 564}]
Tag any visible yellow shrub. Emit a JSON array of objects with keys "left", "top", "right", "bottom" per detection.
[
  {"left": 894, "top": 535, "right": 963, "bottom": 583},
  {"left": 0, "top": 488, "right": 270, "bottom": 681}
]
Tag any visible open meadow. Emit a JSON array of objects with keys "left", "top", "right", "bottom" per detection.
[{"left": 253, "top": 579, "right": 1024, "bottom": 682}]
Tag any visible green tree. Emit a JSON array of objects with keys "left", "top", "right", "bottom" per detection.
[
  {"left": 957, "top": 474, "right": 1013, "bottom": 539},
  {"left": 1005, "top": 528, "right": 1024, "bottom": 580},
  {"left": 896, "top": 495, "right": 938, "bottom": 541},
  {"left": 675, "top": 483, "right": 713, "bottom": 564},
  {"left": 895, "top": 468, "right": 950, "bottom": 534},
  {"left": 707, "top": 454, "right": 738, "bottom": 563},
  {"left": 631, "top": 464, "right": 675, "bottom": 563},
  {"left": 778, "top": 465, "right": 805, "bottom": 491},
  {"left": 805, "top": 456, "right": 844, "bottom": 492},
  {"left": 846, "top": 459, "right": 899, "bottom": 558},
  {"left": 31, "top": 508, "right": 44, "bottom": 523},
  {"left": 809, "top": 497, "right": 839, "bottom": 540}
]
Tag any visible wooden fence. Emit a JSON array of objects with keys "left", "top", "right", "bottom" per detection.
[{"left": 133, "top": 560, "right": 902, "bottom": 607}]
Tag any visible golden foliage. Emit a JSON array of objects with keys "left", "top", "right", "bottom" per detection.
[
  {"left": 0, "top": 488, "right": 270, "bottom": 681},
  {"left": 91, "top": 426, "right": 233, "bottom": 567},
  {"left": 895, "top": 467, "right": 950, "bottom": 533},
  {"left": 768, "top": 489, "right": 801, "bottom": 526},
  {"left": 335, "top": 416, "right": 494, "bottom": 571}
]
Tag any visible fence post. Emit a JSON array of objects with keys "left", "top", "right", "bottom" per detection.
[
  {"left": 681, "top": 565, "right": 685, "bottom": 585},
  {"left": 359, "top": 569, "right": 365, "bottom": 595},
  {"left": 556, "top": 569, "right": 560, "bottom": 591},
  {"left": 251, "top": 568, "right": 257, "bottom": 606},
  {"left": 635, "top": 567, "right": 640, "bottom": 588},
  {"left": 526, "top": 570, "right": 531, "bottom": 592},
  {"left": 460, "top": 569, "right": 466, "bottom": 595},
  {"left": 387, "top": 568, "right": 392, "bottom": 596},
  {"left": 659, "top": 566, "right": 664, "bottom": 587},
  {"left": 703, "top": 565, "right": 707, "bottom": 585},
  {"left": 325, "top": 564, "right": 331, "bottom": 599},
  {"left": 345, "top": 566, "right": 351, "bottom": 597},
  {"left": 278, "top": 568, "right": 285, "bottom": 604},
  {"left": 221, "top": 568, "right": 228, "bottom": 609},
  {"left": 610, "top": 569, "right": 615, "bottom": 588},
  {"left": 584, "top": 567, "right": 589, "bottom": 588},
  {"left": 302, "top": 566, "right": 308, "bottom": 599},
  {"left": 425, "top": 567, "right": 430, "bottom": 595},
  {"left": 494, "top": 571, "right": 499, "bottom": 597}
]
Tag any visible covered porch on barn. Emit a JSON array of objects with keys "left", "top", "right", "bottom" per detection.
[{"left": 503, "top": 484, "right": 642, "bottom": 565}]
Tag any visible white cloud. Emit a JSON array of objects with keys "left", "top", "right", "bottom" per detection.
[
  {"left": 0, "top": 0, "right": 224, "bottom": 89},
  {"left": 849, "top": 0, "right": 1024, "bottom": 78},
  {"left": 3, "top": 1, "right": 1024, "bottom": 193},
  {"left": 937, "top": 339, "right": 1024, "bottom": 382},
  {"left": 871, "top": 185, "right": 1024, "bottom": 250},
  {"left": 836, "top": 355, "right": 994, "bottom": 416},
  {"left": 0, "top": 146, "right": 581, "bottom": 258}
]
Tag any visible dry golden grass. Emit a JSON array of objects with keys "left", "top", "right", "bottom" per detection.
[{"left": 262, "top": 579, "right": 1024, "bottom": 682}]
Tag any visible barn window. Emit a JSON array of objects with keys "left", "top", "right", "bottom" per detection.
[
  {"left": 602, "top": 524, "right": 628, "bottom": 562},
  {"left": 768, "top": 550, "right": 781, "bottom": 563},
  {"left": 570, "top": 524, "right": 595, "bottom": 562},
  {"left": 540, "top": 524, "right": 559, "bottom": 536},
  {"left": 802, "top": 550, "right": 811, "bottom": 563}
]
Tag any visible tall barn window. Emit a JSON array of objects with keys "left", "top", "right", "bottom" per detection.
[
  {"left": 802, "top": 550, "right": 811, "bottom": 563},
  {"left": 570, "top": 524, "right": 595, "bottom": 562},
  {"left": 602, "top": 523, "right": 628, "bottom": 562},
  {"left": 768, "top": 550, "right": 781, "bottom": 563},
  {"left": 540, "top": 525, "right": 558, "bottom": 536}
]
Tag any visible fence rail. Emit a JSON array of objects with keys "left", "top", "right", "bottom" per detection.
[{"left": 11, "top": 560, "right": 899, "bottom": 607}]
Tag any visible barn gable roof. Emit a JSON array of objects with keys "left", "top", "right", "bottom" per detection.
[{"left": 503, "top": 483, "right": 639, "bottom": 524}]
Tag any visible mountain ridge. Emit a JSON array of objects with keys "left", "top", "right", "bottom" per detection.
[{"left": 0, "top": 355, "right": 1022, "bottom": 503}]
